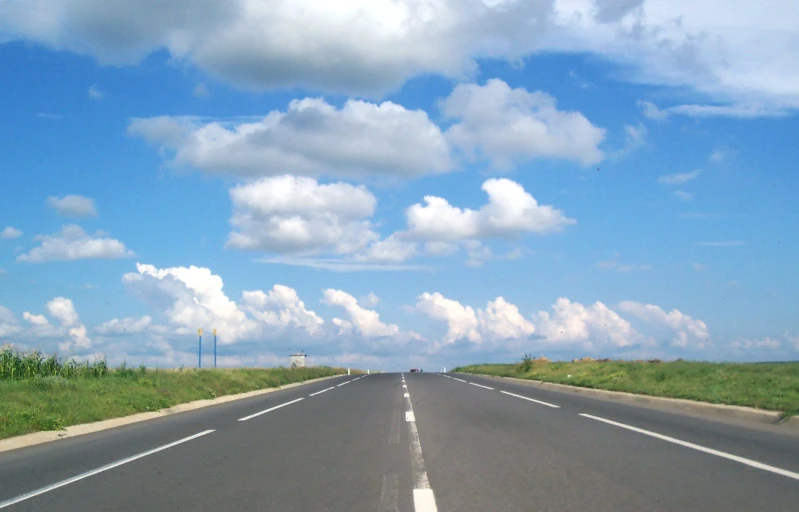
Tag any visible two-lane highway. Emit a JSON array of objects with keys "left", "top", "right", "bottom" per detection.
[{"left": 2, "top": 371, "right": 798, "bottom": 511}]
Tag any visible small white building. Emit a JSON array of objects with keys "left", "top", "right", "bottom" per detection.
[{"left": 290, "top": 352, "right": 307, "bottom": 368}]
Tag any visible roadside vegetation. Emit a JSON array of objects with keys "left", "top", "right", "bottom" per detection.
[
  {"left": 455, "top": 355, "right": 799, "bottom": 416},
  {"left": 0, "top": 348, "right": 347, "bottom": 440}
]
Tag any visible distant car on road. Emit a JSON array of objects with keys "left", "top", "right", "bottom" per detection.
[{"left": 410, "top": 368, "right": 418, "bottom": 372}]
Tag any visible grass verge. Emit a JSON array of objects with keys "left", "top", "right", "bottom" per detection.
[
  {"left": 454, "top": 359, "right": 799, "bottom": 417},
  {"left": 0, "top": 349, "right": 347, "bottom": 440}
]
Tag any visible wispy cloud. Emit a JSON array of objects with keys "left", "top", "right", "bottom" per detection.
[
  {"left": 258, "top": 256, "right": 431, "bottom": 272},
  {"left": 672, "top": 190, "right": 694, "bottom": 201},
  {"left": 692, "top": 263, "right": 709, "bottom": 272},
  {"left": 612, "top": 123, "right": 647, "bottom": 159},
  {"left": 637, "top": 100, "right": 669, "bottom": 121},
  {"left": 638, "top": 101, "right": 789, "bottom": 120},
  {"left": 680, "top": 212, "right": 721, "bottom": 220},
  {"left": 193, "top": 83, "right": 210, "bottom": 99},
  {"left": 694, "top": 241, "right": 746, "bottom": 247},
  {"left": 36, "top": 113, "right": 64, "bottom": 120},
  {"left": 709, "top": 147, "right": 736, "bottom": 163},
  {"left": 658, "top": 170, "right": 701, "bottom": 185},
  {"left": 88, "top": 85, "right": 104, "bottom": 101},
  {"left": 597, "top": 260, "right": 651, "bottom": 273}
]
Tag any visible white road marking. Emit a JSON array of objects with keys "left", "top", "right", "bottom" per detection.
[
  {"left": 379, "top": 474, "right": 400, "bottom": 512},
  {"left": 580, "top": 413, "right": 799, "bottom": 481},
  {"left": 500, "top": 390, "right": 560, "bottom": 408},
  {"left": 238, "top": 397, "right": 304, "bottom": 421},
  {"left": 0, "top": 430, "right": 215, "bottom": 510},
  {"left": 404, "top": 393, "right": 410, "bottom": 398},
  {"left": 468, "top": 382, "right": 494, "bottom": 390},
  {"left": 403, "top": 384, "right": 408, "bottom": 388},
  {"left": 404, "top": 387, "right": 438, "bottom": 512},
  {"left": 309, "top": 386, "right": 335, "bottom": 397},
  {"left": 406, "top": 411, "right": 416, "bottom": 422},
  {"left": 337, "top": 380, "right": 351, "bottom": 387},
  {"left": 451, "top": 377, "right": 467, "bottom": 383},
  {"left": 413, "top": 489, "right": 438, "bottom": 512}
]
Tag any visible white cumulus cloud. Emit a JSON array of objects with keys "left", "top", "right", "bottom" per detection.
[
  {"left": 122, "top": 263, "right": 324, "bottom": 343},
  {"left": 533, "top": 298, "right": 646, "bottom": 350},
  {"left": 406, "top": 178, "right": 575, "bottom": 242},
  {"left": 415, "top": 292, "right": 535, "bottom": 347},
  {"left": 1, "top": 227, "right": 22, "bottom": 239},
  {"left": 47, "top": 195, "right": 98, "bottom": 217},
  {"left": 122, "top": 263, "right": 259, "bottom": 343},
  {"left": 21, "top": 297, "right": 92, "bottom": 351},
  {"left": 0, "top": 1, "right": 796, "bottom": 113},
  {"left": 442, "top": 79, "right": 606, "bottom": 168},
  {"left": 17, "top": 225, "right": 133, "bottom": 262},
  {"left": 129, "top": 98, "right": 451, "bottom": 180},
  {"left": 227, "top": 175, "right": 378, "bottom": 255},
  {"left": 617, "top": 301, "right": 709, "bottom": 348},
  {"left": 241, "top": 285, "right": 324, "bottom": 335},
  {"left": 322, "top": 289, "right": 402, "bottom": 340}
]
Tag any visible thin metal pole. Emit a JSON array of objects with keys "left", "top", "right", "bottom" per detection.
[
  {"left": 198, "top": 328, "right": 203, "bottom": 369},
  {"left": 213, "top": 329, "right": 217, "bottom": 368}
]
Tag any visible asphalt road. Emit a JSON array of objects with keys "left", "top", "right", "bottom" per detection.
[{"left": 1, "top": 372, "right": 799, "bottom": 511}]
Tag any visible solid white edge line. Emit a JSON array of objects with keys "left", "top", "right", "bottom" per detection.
[
  {"left": 500, "top": 390, "right": 560, "bottom": 408},
  {"left": 237, "top": 397, "right": 304, "bottom": 421},
  {"left": 468, "top": 382, "right": 494, "bottom": 390},
  {"left": 579, "top": 413, "right": 799, "bottom": 481},
  {"left": 309, "top": 386, "right": 335, "bottom": 397},
  {"left": 0, "top": 430, "right": 215, "bottom": 510},
  {"left": 413, "top": 488, "right": 439, "bottom": 512}
]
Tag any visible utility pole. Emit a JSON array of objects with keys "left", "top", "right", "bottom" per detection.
[
  {"left": 198, "top": 328, "right": 203, "bottom": 369},
  {"left": 213, "top": 329, "right": 217, "bottom": 368}
]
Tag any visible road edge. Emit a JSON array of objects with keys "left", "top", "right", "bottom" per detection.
[
  {"left": 455, "top": 372, "right": 799, "bottom": 431},
  {"left": 0, "top": 374, "right": 345, "bottom": 453}
]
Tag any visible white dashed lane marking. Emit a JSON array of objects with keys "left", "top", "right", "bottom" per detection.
[
  {"left": 500, "top": 390, "right": 560, "bottom": 408},
  {"left": 580, "top": 413, "right": 799, "bottom": 482}
]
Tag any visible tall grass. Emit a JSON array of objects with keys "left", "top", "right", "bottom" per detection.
[
  {"left": 455, "top": 359, "right": 799, "bottom": 415},
  {"left": 0, "top": 349, "right": 349, "bottom": 439},
  {"left": 0, "top": 348, "right": 109, "bottom": 380}
]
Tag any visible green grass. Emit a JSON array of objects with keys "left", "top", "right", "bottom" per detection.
[
  {"left": 0, "top": 349, "right": 347, "bottom": 440},
  {"left": 454, "top": 358, "right": 799, "bottom": 417}
]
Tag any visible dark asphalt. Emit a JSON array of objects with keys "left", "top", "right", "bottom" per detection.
[{"left": 1, "top": 372, "right": 798, "bottom": 511}]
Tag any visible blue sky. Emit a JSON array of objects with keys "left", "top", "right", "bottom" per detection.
[{"left": 1, "top": 1, "right": 798, "bottom": 370}]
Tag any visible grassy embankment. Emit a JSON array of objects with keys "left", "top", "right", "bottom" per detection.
[
  {"left": 454, "top": 357, "right": 799, "bottom": 417},
  {"left": 0, "top": 349, "right": 348, "bottom": 440}
]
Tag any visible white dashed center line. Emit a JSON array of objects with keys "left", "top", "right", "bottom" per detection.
[{"left": 402, "top": 374, "right": 439, "bottom": 512}]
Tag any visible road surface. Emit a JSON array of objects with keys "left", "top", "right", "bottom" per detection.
[{"left": 1, "top": 372, "right": 798, "bottom": 511}]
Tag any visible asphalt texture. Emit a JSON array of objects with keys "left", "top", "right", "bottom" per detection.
[{"left": 1, "top": 371, "right": 798, "bottom": 511}]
